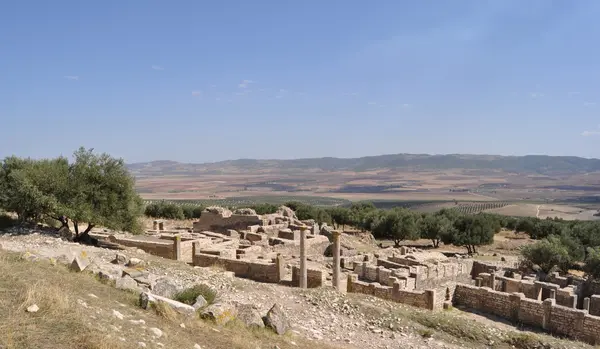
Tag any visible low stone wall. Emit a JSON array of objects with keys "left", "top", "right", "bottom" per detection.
[
  {"left": 192, "top": 253, "right": 283, "bottom": 284},
  {"left": 478, "top": 273, "right": 578, "bottom": 308},
  {"left": 292, "top": 266, "right": 325, "bottom": 288},
  {"left": 193, "top": 211, "right": 265, "bottom": 233},
  {"left": 347, "top": 274, "right": 436, "bottom": 310},
  {"left": 108, "top": 235, "right": 181, "bottom": 260},
  {"left": 453, "top": 284, "right": 600, "bottom": 345}
]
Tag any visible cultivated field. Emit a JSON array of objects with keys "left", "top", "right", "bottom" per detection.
[{"left": 133, "top": 160, "right": 600, "bottom": 220}]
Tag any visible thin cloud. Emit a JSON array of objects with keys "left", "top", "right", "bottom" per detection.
[
  {"left": 583, "top": 102, "right": 596, "bottom": 106},
  {"left": 582, "top": 130, "right": 600, "bottom": 136},
  {"left": 151, "top": 65, "right": 164, "bottom": 70},
  {"left": 64, "top": 75, "right": 79, "bottom": 81},
  {"left": 568, "top": 91, "right": 580, "bottom": 96},
  {"left": 530, "top": 92, "right": 544, "bottom": 98},
  {"left": 402, "top": 103, "right": 411, "bottom": 108},
  {"left": 275, "top": 89, "right": 287, "bottom": 98},
  {"left": 191, "top": 91, "right": 202, "bottom": 96},
  {"left": 238, "top": 79, "right": 254, "bottom": 88},
  {"left": 367, "top": 101, "right": 377, "bottom": 105}
]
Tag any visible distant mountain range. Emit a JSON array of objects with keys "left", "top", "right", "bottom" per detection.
[{"left": 126, "top": 153, "right": 600, "bottom": 177}]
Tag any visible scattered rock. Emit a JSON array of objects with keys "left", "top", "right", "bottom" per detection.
[
  {"left": 127, "top": 257, "right": 145, "bottom": 267},
  {"left": 192, "top": 295, "right": 208, "bottom": 310},
  {"left": 152, "top": 278, "right": 181, "bottom": 298},
  {"left": 263, "top": 304, "right": 289, "bottom": 335},
  {"left": 112, "top": 253, "right": 128, "bottom": 265},
  {"left": 112, "top": 309, "right": 124, "bottom": 320},
  {"left": 235, "top": 303, "right": 265, "bottom": 329},
  {"left": 149, "top": 327, "right": 163, "bottom": 338},
  {"left": 26, "top": 304, "right": 39, "bottom": 313},
  {"left": 116, "top": 275, "right": 140, "bottom": 292},
  {"left": 139, "top": 292, "right": 196, "bottom": 317},
  {"left": 199, "top": 303, "right": 237, "bottom": 325},
  {"left": 69, "top": 255, "right": 90, "bottom": 272}
]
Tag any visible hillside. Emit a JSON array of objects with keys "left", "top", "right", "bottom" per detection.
[{"left": 127, "top": 153, "right": 600, "bottom": 177}]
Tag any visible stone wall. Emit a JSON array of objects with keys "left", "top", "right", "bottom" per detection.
[
  {"left": 193, "top": 211, "right": 265, "bottom": 233},
  {"left": 292, "top": 266, "right": 325, "bottom": 288},
  {"left": 590, "top": 295, "right": 600, "bottom": 317},
  {"left": 192, "top": 253, "right": 284, "bottom": 284},
  {"left": 478, "top": 273, "right": 578, "bottom": 308},
  {"left": 108, "top": 235, "right": 184, "bottom": 261},
  {"left": 453, "top": 284, "right": 600, "bottom": 345},
  {"left": 347, "top": 274, "right": 437, "bottom": 310}
]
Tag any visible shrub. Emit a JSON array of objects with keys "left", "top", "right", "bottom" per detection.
[
  {"left": 520, "top": 235, "right": 572, "bottom": 273},
  {"left": 173, "top": 284, "right": 217, "bottom": 306}
]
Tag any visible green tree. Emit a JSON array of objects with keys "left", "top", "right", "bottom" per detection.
[
  {"left": 583, "top": 247, "right": 600, "bottom": 279},
  {"left": 371, "top": 208, "right": 419, "bottom": 247},
  {"left": 60, "top": 147, "right": 144, "bottom": 240},
  {"left": 443, "top": 214, "right": 495, "bottom": 254},
  {"left": 520, "top": 235, "right": 572, "bottom": 274},
  {"left": 419, "top": 214, "right": 454, "bottom": 248}
]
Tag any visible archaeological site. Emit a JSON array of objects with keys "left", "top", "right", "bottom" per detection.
[{"left": 3, "top": 204, "right": 600, "bottom": 348}]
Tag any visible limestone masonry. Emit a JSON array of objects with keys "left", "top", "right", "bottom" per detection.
[{"left": 87, "top": 205, "right": 600, "bottom": 345}]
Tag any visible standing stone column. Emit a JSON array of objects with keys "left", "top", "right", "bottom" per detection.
[
  {"left": 583, "top": 297, "right": 591, "bottom": 312},
  {"left": 173, "top": 235, "right": 181, "bottom": 261},
  {"left": 299, "top": 227, "right": 308, "bottom": 289},
  {"left": 332, "top": 230, "right": 341, "bottom": 290}
]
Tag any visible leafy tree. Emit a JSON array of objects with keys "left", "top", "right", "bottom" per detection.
[
  {"left": 0, "top": 148, "right": 144, "bottom": 241},
  {"left": 583, "top": 247, "right": 600, "bottom": 279},
  {"left": 520, "top": 235, "right": 572, "bottom": 274},
  {"left": 419, "top": 214, "right": 454, "bottom": 248},
  {"left": 443, "top": 214, "right": 495, "bottom": 254},
  {"left": 329, "top": 207, "right": 352, "bottom": 230},
  {"left": 371, "top": 208, "right": 419, "bottom": 247},
  {"left": 60, "top": 147, "right": 144, "bottom": 240}
]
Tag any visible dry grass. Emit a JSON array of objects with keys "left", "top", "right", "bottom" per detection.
[{"left": 0, "top": 250, "right": 340, "bottom": 349}]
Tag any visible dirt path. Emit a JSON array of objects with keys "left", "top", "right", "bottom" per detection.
[{"left": 536, "top": 205, "right": 541, "bottom": 218}]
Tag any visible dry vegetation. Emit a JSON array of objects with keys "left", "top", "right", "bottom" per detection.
[{"left": 0, "top": 250, "right": 339, "bottom": 349}]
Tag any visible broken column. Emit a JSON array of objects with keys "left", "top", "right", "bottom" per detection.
[
  {"left": 549, "top": 289, "right": 556, "bottom": 300},
  {"left": 299, "top": 227, "right": 307, "bottom": 289},
  {"left": 332, "top": 230, "right": 341, "bottom": 290},
  {"left": 173, "top": 235, "right": 181, "bottom": 261},
  {"left": 584, "top": 297, "right": 590, "bottom": 312},
  {"left": 152, "top": 220, "right": 158, "bottom": 231},
  {"left": 490, "top": 271, "right": 496, "bottom": 290}
]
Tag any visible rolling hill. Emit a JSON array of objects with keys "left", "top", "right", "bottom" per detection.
[{"left": 127, "top": 153, "right": 600, "bottom": 177}]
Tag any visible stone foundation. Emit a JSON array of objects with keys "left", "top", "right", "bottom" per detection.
[
  {"left": 453, "top": 284, "right": 600, "bottom": 345},
  {"left": 192, "top": 253, "right": 284, "bottom": 284}
]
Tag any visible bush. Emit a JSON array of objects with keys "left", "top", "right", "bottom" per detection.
[
  {"left": 520, "top": 235, "right": 572, "bottom": 273},
  {"left": 173, "top": 284, "right": 217, "bottom": 306}
]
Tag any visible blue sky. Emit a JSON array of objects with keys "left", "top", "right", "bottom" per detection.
[{"left": 2, "top": 0, "right": 600, "bottom": 163}]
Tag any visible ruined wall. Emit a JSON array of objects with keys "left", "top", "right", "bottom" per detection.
[
  {"left": 108, "top": 236, "right": 178, "bottom": 260},
  {"left": 590, "top": 295, "right": 600, "bottom": 317},
  {"left": 292, "top": 266, "right": 325, "bottom": 288},
  {"left": 477, "top": 273, "right": 578, "bottom": 308},
  {"left": 193, "top": 212, "right": 265, "bottom": 233},
  {"left": 453, "top": 284, "right": 600, "bottom": 345},
  {"left": 192, "top": 253, "right": 283, "bottom": 283},
  {"left": 347, "top": 274, "right": 436, "bottom": 310}
]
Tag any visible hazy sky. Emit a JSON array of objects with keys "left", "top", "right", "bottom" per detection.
[{"left": 2, "top": 0, "right": 600, "bottom": 163}]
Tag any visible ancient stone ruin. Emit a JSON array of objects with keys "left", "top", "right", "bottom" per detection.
[{"left": 86, "top": 205, "right": 600, "bottom": 345}]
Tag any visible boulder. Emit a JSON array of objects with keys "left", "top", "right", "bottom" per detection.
[
  {"left": 69, "top": 255, "right": 90, "bottom": 272},
  {"left": 139, "top": 292, "right": 195, "bottom": 317},
  {"left": 152, "top": 278, "right": 181, "bottom": 299},
  {"left": 126, "top": 257, "right": 145, "bottom": 267},
  {"left": 263, "top": 304, "right": 289, "bottom": 335},
  {"left": 276, "top": 206, "right": 297, "bottom": 219},
  {"left": 192, "top": 295, "right": 208, "bottom": 310},
  {"left": 233, "top": 208, "right": 257, "bottom": 215},
  {"left": 116, "top": 275, "right": 140, "bottom": 292},
  {"left": 234, "top": 303, "right": 264, "bottom": 329},
  {"left": 112, "top": 253, "right": 128, "bottom": 265},
  {"left": 199, "top": 303, "right": 237, "bottom": 325}
]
